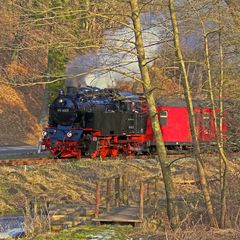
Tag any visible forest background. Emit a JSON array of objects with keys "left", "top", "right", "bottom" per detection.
[{"left": 0, "top": 0, "right": 240, "bottom": 236}]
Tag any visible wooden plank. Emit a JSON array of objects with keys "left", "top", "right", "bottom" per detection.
[
  {"left": 98, "top": 174, "right": 121, "bottom": 181},
  {"left": 115, "top": 176, "right": 120, "bottom": 207},
  {"left": 92, "top": 206, "right": 142, "bottom": 223},
  {"left": 122, "top": 175, "right": 129, "bottom": 205},
  {"left": 139, "top": 182, "right": 144, "bottom": 220},
  {"left": 95, "top": 181, "right": 100, "bottom": 218},
  {"left": 106, "top": 179, "right": 111, "bottom": 212}
]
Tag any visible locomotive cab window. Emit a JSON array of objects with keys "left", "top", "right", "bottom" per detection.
[{"left": 160, "top": 110, "right": 168, "bottom": 126}]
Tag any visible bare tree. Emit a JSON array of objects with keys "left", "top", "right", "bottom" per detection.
[
  {"left": 218, "top": 2, "right": 227, "bottom": 227},
  {"left": 187, "top": 0, "right": 231, "bottom": 227},
  {"left": 130, "top": 0, "right": 179, "bottom": 229},
  {"left": 168, "top": 0, "right": 218, "bottom": 227}
]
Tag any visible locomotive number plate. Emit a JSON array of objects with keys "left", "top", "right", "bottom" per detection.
[{"left": 57, "top": 108, "right": 69, "bottom": 112}]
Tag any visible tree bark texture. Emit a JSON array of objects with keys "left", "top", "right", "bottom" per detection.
[
  {"left": 196, "top": 1, "right": 229, "bottom": 227},
  {"left": 168, "top": 0, "right": 218, "bottom": 227},
  {"left": 218, "top": 2, "right": 228, "bottom": 227},
  {"left": 218, "top": 30, "right": 228, "bottom": 229},
  {"left": 130, "top": 0, "right": 179, "bottom": 229}
]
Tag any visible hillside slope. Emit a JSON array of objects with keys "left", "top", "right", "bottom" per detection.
[{"left": 0, "top": 84, "right": 44, "bottom": 146}]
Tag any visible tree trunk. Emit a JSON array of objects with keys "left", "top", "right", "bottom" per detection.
[
  {"left": 192, "top": 0, "right": 230, "bottom": 227},
  {"left": 204, "top": 28, "right": 229, "bottom": 228},
  {"left": 39, "top": 83, "right": 49, "bottom": 125},
  {"left": 168, "top": 0, "right": 218, "bottom": 227},
  {"left": 130, "top": 0, "right": 179, "bottom": 229},
  {"left": 219, "top": 29, "right": 228, "bottom": 228},
  {"left": 84, "top": 0, "right": 90, "bottom": 32},
  {"left": 218, "top": 2, "right": 228, "bottom": 228},
  {"left": 39, "top": 38, "right": 50, "bottom": 125}
]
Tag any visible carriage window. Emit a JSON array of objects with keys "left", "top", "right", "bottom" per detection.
[
  {"left": 160, "top": 110, "right": 168, "bottom": 126},
  {"left": 203, "top": 112, "right": 210, "bottom": 129}
]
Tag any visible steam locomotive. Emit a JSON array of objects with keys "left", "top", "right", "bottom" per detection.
[
  {"left": 41, "top": 87, "right": 149, "bottom": 158},
  {"left": 41, "top": 86, "right": 232, "bottom": 158}
]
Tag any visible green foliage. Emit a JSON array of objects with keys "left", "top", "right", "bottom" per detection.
[
  {"left": 48, "top": 48, "right": 68, "bottom": 75},
  {"left": 34, "top": 225, "right": 134, "bottom": 240},
  {"left": 48, "top": 47, "right": 68, "bottom": 102},
  {"left": 24, "top": 0, "right": 92, "bottom": 102}
]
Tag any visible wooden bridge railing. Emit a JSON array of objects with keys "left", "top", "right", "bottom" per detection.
[
  {"left": 144, "top": 175, "right": 160, "bottom": 207},
  {"left": 95, "top": 174, "right": 161, "bottom": 220},
  {"left": 95, "top": 174, "right": 129, "bottom": 218}
]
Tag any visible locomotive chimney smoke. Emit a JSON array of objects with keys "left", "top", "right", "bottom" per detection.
[
  {"left": 65, "top": 54, "right": 96, "bottom": 88},
  {"left": 65, "top": 12, "right": 164, "bottom": 89},
  {"left": 65, "top": 9, "right": 206, "bottom": 90}
]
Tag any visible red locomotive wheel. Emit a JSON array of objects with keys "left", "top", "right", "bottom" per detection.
[
  {"left": 99, "top": 148, "right": 109, "bottom": 158},
  {"left": 76, "top": 150, "right": 81, "bottom": 159},
  {"left": 91, "top": 150, "right": 99, "bottom": 158},
  {"left": 110, "top": 147, "right": 119, "bottom": 157}
]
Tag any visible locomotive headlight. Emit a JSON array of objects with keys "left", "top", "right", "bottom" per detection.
[
  {"left": 67, "top": 131, "right": 73, "bottom": 138},
  {"left": 42, "top": 130, "right": 47, "bottom": 137}
]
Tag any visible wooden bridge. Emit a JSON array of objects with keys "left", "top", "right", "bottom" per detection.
[{"left": 93, "top": 174, "right": 161, "bottom": 226}]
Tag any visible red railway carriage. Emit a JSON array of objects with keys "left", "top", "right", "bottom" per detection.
[
  {"left": 193, "top": 100, "right": 218, "bottom": 143},
  {"left": 143, "top": 99, "right": 226, "bottom": 149}
]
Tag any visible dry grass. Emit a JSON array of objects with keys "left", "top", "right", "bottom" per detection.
[
  {"left": 0, "top": 83, "right": 43, "bottom": 145},
  {"left": 0, "top": 158, "right": 160, "bottom": 215},
  {"left": 0, "top": 155, "right": 240, "bottom": 239}
]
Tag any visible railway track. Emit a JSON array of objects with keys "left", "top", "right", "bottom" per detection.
[
  {"left": 1, "top": 149, "right": 237, "bottom": 167},
  {"left": 0, "top": 153, "right": 79, "bottom": 166},
  {"left": 0, "top": 150, "right": 189, "bottom": 166},
  {"left": 0, "top": 152, "right": 64, "bottom": 166}
]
